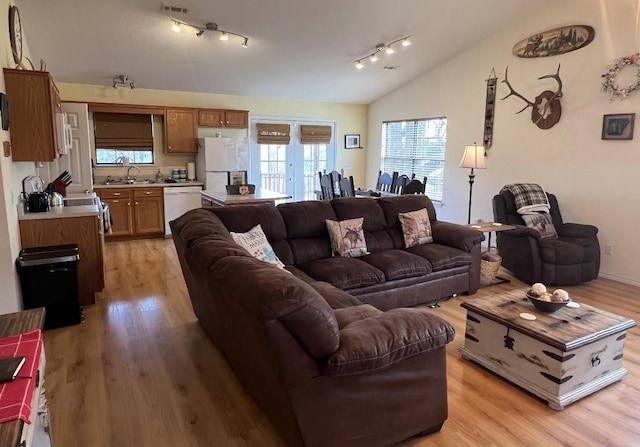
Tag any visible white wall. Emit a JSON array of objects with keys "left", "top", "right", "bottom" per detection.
[
  {"left": 0, "top": 0, "right": 39, "bottom": 313},
  {"left": 368, "top": 0, "right": 640, "bottom": 286}
]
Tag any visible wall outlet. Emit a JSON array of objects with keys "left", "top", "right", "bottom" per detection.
[{"left": 605, "top": 244, "right": 613, "bottom": 255}]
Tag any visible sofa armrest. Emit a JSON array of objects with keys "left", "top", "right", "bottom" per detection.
[
  {"left": 323, "top": 308, "right": 454, "bottom": 376},
  {"left": 501, "top": 224, "right": 542, "bottom": 240},
  {"left": 431, "top": 221, "right": 484, "bottom": 252},
  {"left": 557, "top": 223, "right": 598, "bottom": 238}
]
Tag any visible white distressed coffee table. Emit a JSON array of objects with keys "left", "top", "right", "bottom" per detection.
[{"left": 459, "top": 289, "right": 636, "bottom": 410}]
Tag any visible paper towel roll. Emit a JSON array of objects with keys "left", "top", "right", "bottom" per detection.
[{"left": 187, "top": 162, "right": 196, "bottom": 181}]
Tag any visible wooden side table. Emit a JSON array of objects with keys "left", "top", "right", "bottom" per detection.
[
  {"left": 467, "top": 222, "right": 516, "bottom": 248},
  {"left": 467, "top": 222, "right": 516, "bottom": 286}
]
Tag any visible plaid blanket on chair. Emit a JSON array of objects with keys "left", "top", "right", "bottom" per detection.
[{"left": 501, "top": 183, "right": 550, "bottom": 214}]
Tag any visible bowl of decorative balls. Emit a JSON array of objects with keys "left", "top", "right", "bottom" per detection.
[{"left": 526, "top": 283, "right": 571, "bottom": 313}]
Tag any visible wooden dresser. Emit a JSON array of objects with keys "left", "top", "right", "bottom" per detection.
[{"left": 0, "top": 308, "right": 52, "bottom": 447}]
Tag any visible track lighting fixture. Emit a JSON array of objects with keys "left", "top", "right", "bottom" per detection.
[
  {"left": 353, "top": 36, "right": 411, "bottom": 69},
  {"left": 112, "top": 75, "right": 134, "bottom": 89},
  {"left": 170, "top": 19, "right": 249, "bottom": 48}
]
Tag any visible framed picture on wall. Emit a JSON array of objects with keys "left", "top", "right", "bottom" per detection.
[
  {"left": 602, "top": 113, "right": 635, "bottom": 140},
  {"left": 345, "top": 134, "right": 361, "bottom": 149}
]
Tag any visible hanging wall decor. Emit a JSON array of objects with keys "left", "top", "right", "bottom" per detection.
[
  {"left": 483, "top": 68, "right": 498, "bottom": 150},
  {"left": 512, "top": 25, "right": 595, "bottom": 58},
  {"left": 501, "top": 65, "right": 563, "bottom": 130},
  {"left": 601, "top": 53, "right": 640, "bottom": 100}
]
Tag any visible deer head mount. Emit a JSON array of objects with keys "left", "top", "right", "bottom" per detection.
[{"left": 501, "top": 64, "right": 563, "bottom": 129}]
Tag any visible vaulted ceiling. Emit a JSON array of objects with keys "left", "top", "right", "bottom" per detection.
[{"left": 18, "top": 0, "right": 546, "bottom": 104}]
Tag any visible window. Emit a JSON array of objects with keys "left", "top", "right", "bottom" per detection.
[
  {"left": 94, "top": 112, "right": 155, "bottom": 165},
  {"left": 381, "top": 117, "right": 447, "bottom": 201},
  {"left": 95, "top": 148, "right": 154, "bottom": 165}
]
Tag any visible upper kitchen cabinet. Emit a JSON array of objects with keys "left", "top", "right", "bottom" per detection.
[
  {"left": 4, "top": 69, "right": 61, "bottom": 162},
  {"left": 198, "top": 109, "right": 248, "bottom": 129},
  {"left": 165, "top": 108, "right": 197, "bottom": 153}
]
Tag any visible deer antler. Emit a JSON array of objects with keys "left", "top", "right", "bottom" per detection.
[
  {"left": 501, "top": 66, "right": 534, "bottom": 114},
  {"left": 534, "top": 64, "right": 563, "bottom": 123}
]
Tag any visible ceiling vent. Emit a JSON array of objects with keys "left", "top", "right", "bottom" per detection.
[
  {"left": 161, "top": 4, "right": 189, "bottom": 15},
  {"left": 383, "top": 65, "right": 399, "bottom": 70}
]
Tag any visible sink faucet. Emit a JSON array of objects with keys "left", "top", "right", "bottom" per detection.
[{"left": 126, "top": 165, "right": 140, "bottom": 183}]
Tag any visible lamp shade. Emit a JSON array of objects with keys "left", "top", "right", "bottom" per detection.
[{"left": 459, "top": 144, "right": 486, "bottom": 169}]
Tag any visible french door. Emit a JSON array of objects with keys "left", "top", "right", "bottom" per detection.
[{"left": 249, "top": 119, "right": 336, "bottom": 202}]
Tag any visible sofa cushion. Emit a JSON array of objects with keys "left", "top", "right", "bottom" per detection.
[
  {"left": 298, "top": 258, "right": 385, "bottom": 290},
  {"left": 333, "top": 304, "right": 382, "bottom": 329},
  {"left": 360, "top": 249, "right": 431, "bottom": 280},
  {"left": 212, "top": 256, "right": 340, "bottom": 359},
  {"left": 398, "top": 208, "right": 433, "bottom": 247},
  {"left": 278, "top": 201, "right": 337, "bottom": 264},
  {"left": 211, "top": 202, "right": 294, "bottom": 265},
  {"left": 326, "top": 217, "right": 368, "bottom": 257},
  {"left": 324, "top": 308, "right": 455, "bottom": 376},
  {"left": 230, "top": 224, "right": 286, "bottom": 268},
  {"left": 308, "top": 281, "right": 363, "bottom": 309},
  {"left": 407, "top": 243, "right": 472, "bottom": 271}
]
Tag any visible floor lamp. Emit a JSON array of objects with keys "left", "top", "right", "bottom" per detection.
[{"left": 459, "top": 144, "right": 486, "bottom": 224}]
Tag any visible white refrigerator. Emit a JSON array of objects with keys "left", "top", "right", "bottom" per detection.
[{"left": 195, "top": 137, "right": 249, "bottom": 190}]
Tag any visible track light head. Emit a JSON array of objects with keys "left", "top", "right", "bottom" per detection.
[{"left": 353, "top": 36, "right": 411, "bottom": 69}]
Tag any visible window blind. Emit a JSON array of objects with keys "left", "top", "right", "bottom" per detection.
[
  {"left": 256, "top": 123, "right": 291, "bottom": 144},
  {"left": 94, "top": 112, "right": 153, "bottom": 150},
  {"left": 381, "top": 118, "right": 447, "bottom": 202},
  {"left": 300, "top": 125, "right": 331, "bottom": 144}
]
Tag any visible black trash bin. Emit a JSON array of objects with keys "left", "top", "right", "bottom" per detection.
[{"left": 17, "top": 244, "right": 83, "bottom": 330}]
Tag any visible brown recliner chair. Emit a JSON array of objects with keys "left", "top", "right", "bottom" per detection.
[{"left": 492, "top": 189, "right": 600, "bottom": 285}]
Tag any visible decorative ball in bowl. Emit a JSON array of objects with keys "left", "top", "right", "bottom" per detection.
[{"left": 526, "top": 289, "right": 570, "bottom": 313}]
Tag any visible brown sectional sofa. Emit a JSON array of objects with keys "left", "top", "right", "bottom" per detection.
[{"left": 170, "top": 195, "right": 483, "bottom": 447}]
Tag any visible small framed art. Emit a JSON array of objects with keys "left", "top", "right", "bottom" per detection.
[
  {"left": 602, "top": 113, "right": 635, "bottom": 140},
  {"left": 345, "top": 134, "right": 361, "bottom": 149},
  {"left": 229, "top": 171, "right": 247, "bottom": 185}
]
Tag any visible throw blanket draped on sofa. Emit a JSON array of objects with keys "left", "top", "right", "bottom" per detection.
[{"left": 501, "top": 183, "right": 550, "bottom": 214}]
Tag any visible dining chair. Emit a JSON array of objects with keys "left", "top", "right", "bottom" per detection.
[
  {"left": 392, "top": 174, "right": 411, "bottom": 194},
  {"left": 376, "top": 171, "right": 398, "bottom": 192},
  {"left": 338, "top": 176, "right": 356, "bottom": 197},
  {"left": 318, "top": 172, "right": 336, "bottom": 200},
  {"left": 402, "top": 177, "right": 427, "bottom": 195}
]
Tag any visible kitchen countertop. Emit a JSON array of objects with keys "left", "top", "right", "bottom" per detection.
[
  {"left": 201, "top": 189, "right": 291, "bottom": 205},
  {"left": 18, "top": 203, "right": 101, "bottom": 220},
  {"left": 93, "top": 181, "right": 204, "bottom": 189}
]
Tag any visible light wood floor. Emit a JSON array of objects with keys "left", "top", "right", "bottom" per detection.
[{"left": 43, "top": 239, "right": 640, "bottom": 446}]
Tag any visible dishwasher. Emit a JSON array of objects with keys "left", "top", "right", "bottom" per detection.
[{"left": 163, "top": 186, "right": 203, "bottom": 236}]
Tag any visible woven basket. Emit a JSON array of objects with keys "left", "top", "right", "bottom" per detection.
[{"left": 480, "top": 249, "right": 502, "bottom": 285}]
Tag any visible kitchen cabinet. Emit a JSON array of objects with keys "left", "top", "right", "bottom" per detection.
[
  {"left": 3, "top": 68, "right": 61, "bottom": 162},
  {"left": 198, "top": 109, "right": 248, "bottom": 128},
  {"left": 95, "top": 187, "right": 164, "bottom": 239},
  {"left": 98, "top": 189, "right": 133, "bottom": 236},
  {"left": 19, "top": 215, "right": 104, "bottom": 306},
  {"left": 133, "top": 188, "right": 164, "bottom": 234},
  {"left": 165, "top": 108, "right": 197, "bottom": 153}
]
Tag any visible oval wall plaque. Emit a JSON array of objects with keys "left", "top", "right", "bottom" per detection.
[{"left": 513, "top": 25, "right": 595, "bottom": 58}]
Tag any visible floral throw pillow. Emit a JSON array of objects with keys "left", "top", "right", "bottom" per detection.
[
  {"left": 521, "top": 212, "right": 558, "bottom": 239},
  {"left": 326, "top": 217, "right": 368, "bottom": 258},
  {"left": 230, "top": 224, "right": 286, "bottom": 268},
  {"left": 398, "top": 208, "right": 433, "bottom": 248}
]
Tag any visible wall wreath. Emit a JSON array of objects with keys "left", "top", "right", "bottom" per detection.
[{"left": 601, "top": 53, "right": 640, "bottom": 100}]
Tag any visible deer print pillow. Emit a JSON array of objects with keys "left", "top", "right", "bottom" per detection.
[
  {"left": 398, "top": 208, "right": 433, "bottom": 248},
  {"left": 326, "top": 217, "right": 369, "bottom": 258}
]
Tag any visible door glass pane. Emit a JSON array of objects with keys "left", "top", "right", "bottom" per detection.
[
  {"left": 259, "top": 144, "right": 286, "bottom": 193},
  {"left": 303, "top": 144, "right": 328, "bottom": 201}
]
